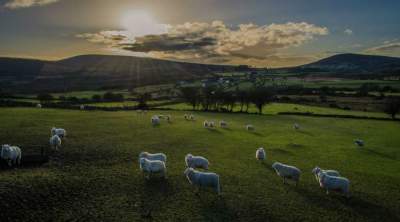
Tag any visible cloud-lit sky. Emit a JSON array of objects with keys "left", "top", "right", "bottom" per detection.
[{"left": 0, "top": 0, "right": 399, "bottom": 67}]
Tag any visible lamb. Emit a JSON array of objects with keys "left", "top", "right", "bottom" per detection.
[
  {"left": 36, "top": 103, "right": 42, "bottom": 108},
  {"left": 139, "top": 158, "right": 167, "bottom": 179},
  {"left": 184, "top": 168, "right": 220, "bottom": 194},
  {"left": 219, "top": 121, "right": 228, "bottom": 128},
  {"left": 312, "top": 166, "right": 340, "bottom": 182},
  {"left": 256, "top": 147, "right": 266, "bottom": 160},
  {"left": 354, "top": 139, "right": 364, "bottom": 147},
  {"left": 49, "top": 135, "right": 62, "bottom": 151},
  {"left": 319, "top": 172, "right": 350, "bottom": 198},
  {"left": 272, "top": 162, "right": 301, "bottom": 186},
  {"left": 139, "top": 152, "right": 167, "bottom": 164},
  {"left": 293, "top": 123, "right": 300, "bottom": 130},
  {"left": 51, "top": 127, "right": 66, "bottom": 138},
  {"left": 151, "top": 115, "right": 160, "bottom": 126},
  {"left": 246, "top": 124, "right": 255, "bottom": 131},
  {"left": 1, "top": 144, "right": 22, "bottom": 167},
  {"left": 185, "top": 154, "right": 209, "bottom": 170}
]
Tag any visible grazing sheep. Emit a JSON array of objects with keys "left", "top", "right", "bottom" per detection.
[
  {"left": 354, "top": 139, "right": 364, "bottom": 147},
  {"left": 189, "top": 114, "right": 195, "bottom": 121},
  {"left": 1, "top": 144, "right": 22, "bottom": 167},
  {"left": 208, "top": 121, "right": 215, "bottom": 128},
  {"left": 51, "top": 127, "right": 66, "bottom": 138},
  {"left": 80, "top": 105, "right": 85, "bottom": 110},
  {"left": 272, "top": 162, "right": 301, "bottom": 186},
  {"left": 185, "top": 154, "right": 209, "bottom": 170},
  {"left": 293, "top": 123, "right": 300, "bottom": 130},
  {"left": 256, "top": 147, "right": 266, "bottom": 161},
  {"left": 151, "top": 115, "right": 160, "bottom": 126},
  {"left": 312, "top": 166, "right": 340, "bottom": 182},
  {"left": 165, "top": 115, "right": 171, "bottom": 122},
  {"left": 49, "top": 135, "right": 62, "bottom": 151},
  {"left": 139, "top": 158, "right": 167, "bottom": 179},
  {"left": 319, "top": 172, "right": 350, "bottom": 198},
  {"left": 203, "top": 120, "right": 209, "bottom": 128},
  {"left": 246, "top": 124, "right": 255, "bottom": 131},
  {"left": 184, "top": 168, "right": 220, "bottom": 194},
  {"left": 139, "top": 152, "right": 167, "bottom": 164},
  {"left": 184, "top": 114, "right": 189, "bottom": 120},
  {"left": 219, "top": 121, "right": 228, "bottom": 128},
  {"left": 36, "top": 103, "right": 42, "bottom": 108}
]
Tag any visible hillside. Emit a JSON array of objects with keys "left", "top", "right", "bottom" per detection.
[
  {"left": 297, "top": 53, "right": 400, "bottom": 74},
  {"left": 0, "top": 55, "right": 231, "bottom": 93}
]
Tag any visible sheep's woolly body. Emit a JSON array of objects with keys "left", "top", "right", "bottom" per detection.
[
  {"left": 140, "top": 158, "right": 167, "bottom": 179},
  {"left": 256, "top": 148, "right": 266, "bottom": 160},
  {"left": 151, "top": 116, "right": 160, "bottom": 126},
  {"left": 319, "top": 173, "right": 350, "bottom": 198},
  {"left": 246, "top": 125, "right": 254, "bottom": 131},
  {"left": 1, "top": 145, "right": 22, "bottom": 166},
  {"left": 139, "top": 152, "right": 167, "bottom": 164},
  {"left": 272, "top": 162, "right": 301, "bottom": 185},
  {"left": 219, "top": 121, "right": 228, "bottom": 128},
  {"left": 312, "top": 167, "right": 340, "bottom": 181},
  {"left": 185, "top": 154, "right": 209, "bottom": 170},
  {"left": 184, "top": 168, "right": 220, "bottom": 194},
  {"left": 50, "top": 135, "right": 62, "bottom": 151}
]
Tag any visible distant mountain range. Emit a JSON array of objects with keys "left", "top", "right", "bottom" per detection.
[{"left": 0, "top": 53, "right": 399, "bottom": 93}]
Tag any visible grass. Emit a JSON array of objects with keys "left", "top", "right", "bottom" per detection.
[
  {"left": 159, "top": 102, "right": 389, "bottom": 118},
  {"left": 0, "top": 107, "right": 399, "bottom": 221}
]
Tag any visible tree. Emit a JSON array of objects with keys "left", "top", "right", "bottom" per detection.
[
  {"left": 179, "top": 87, "right": 200, "bottom": 110},
  {"left": 250, "top": 86, "right": 275, "bottom": 114},
  {"left": 137, "top": 93, "right": 151, "bottom": 109},
  {"left": 384, "top": 97, "right": 400, "bottom": 119},
  {"left": 37, "top": 93, "right": 53, "bottom": 103},
  {"left": 92, "top": 94, "right": 102, "bottom": 102}
]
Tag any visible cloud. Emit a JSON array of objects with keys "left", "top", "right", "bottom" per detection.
[
  {"left": 4, "top": 0, "right": 59, "bottom": 9},
  {"left": 77, "top": 20, "right": 329, "bottom": 67},
  {"left": 344, "top": 29, "right": 353, "bottom": 35},
  {"left": 365, "top": 42, "right": 400, "bottom": 54}
]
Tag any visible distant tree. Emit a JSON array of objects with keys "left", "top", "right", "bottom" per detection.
[
  {"left": 137, "top": 93, "right": 151, "bottom": 109},
  {"left": 250, "top": 86, "right": 275, "bottom": 114},
  {"left": 179, "top": 87, "right": 200, "bottom": 110},
  {"left": 92, "top": 94, "right": 102, "bottom": 102},
  {"left": 384, "top": 97, "right": 400, "bottom": 119},
  {"left": 58, "top": 95, "right": 66, "bottom": 101},
  {"left": 103, "top": 92, "right": 124, "bottom": 102},
  {"left": 37, "top": 93, "right": 53, "bottom": 103}
]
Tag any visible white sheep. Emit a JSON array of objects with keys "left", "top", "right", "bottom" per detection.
[
  {"left": 51, "top": 127, "right": 66, "bottom": 138},
  {"left": 49, "top": 135, "right": 62, "bottom": 151},
  {"left": 184, "top": 168, "right": 220, "bottom": 194},
  {"left": 185, "top": 154, "right": 209, "bottom": 170},
  {"left": 1, "top": 144, "right": 22, "bottom": 167},
  {"left": 319, "top": 172, "right": 350, "bottom": 198},
  {"left": 219, "top": 121, "right": 228, "bottom": 128},
  {"left": 312, "top": 166, "right": 340, "bottom": 182},
  {"left": 139, "top": 158, "right": 167, "bottom": 179},
  {"left": 293, "top": 123, "right": 300, "bottom": 130},
  {"left": 184, "top": 114, "right": 189, "bottom": 120},
  {"left": 246, "top": 124, "right": 255, "bottom": 131},
  {"left": 256, "top": 147, "right": 266, "bottom": 160},
  {"left": 203, "top": 120, "right": 209, "bottom": 128},
  {"left": 189, "top": 114, "right": 195, "bottom": 121},
  {"left": 139, "top": 152, "right": 167, "bottom": 164},
  {"left": 36, "top": 103, "right": 42, "bottom": 108},
  {"left": 272, "top": 162, "right": 301, "bottom": 186},
  {"left": 80, "top": 105, "right": 85, "bottom": 110},
  {"left": 208, "top": 121, "right": 215, "bottom": 128},
  {"left": 151, "top": 115, "right": 160, "bottom": 126},
  {"left": 354, "top": 139, "right": 364, "bottom": 147}
]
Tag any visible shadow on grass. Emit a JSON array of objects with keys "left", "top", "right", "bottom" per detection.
[
  {"left": 249, "top": 131, "right": 263, "bottom": 136},
  {"left": 269, "top": 148, "right": 294, "bottom": 156},
  {"left": 139, "top": 178, "right": 174, "bottom": 219},
  {"left": 290, "top": 186, "right": 400, "bottom": 221},
  {"left": 361, "top": 148, "right": 397, "bottom": 160},
  {"left": 198, "top": 195, "right": 237, "bottom": 221},
  {"left": 286, "top": 143, "right": 305, "bottom": 149},
  {"left": 296, "top": 130, "right": 314, "bottom": 136},
  {"left": 206, "top": 128, "right": 222, "bottom": 134}
]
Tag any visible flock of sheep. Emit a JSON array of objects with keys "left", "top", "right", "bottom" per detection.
[
  {"left": 143, "top": 113, "right": 352, "bottom": 198},
  {"left": 0, "top": 111, "right": 360, "bottom": 200}
]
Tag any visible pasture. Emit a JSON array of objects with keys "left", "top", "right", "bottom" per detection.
[{"left": 0, "top": 108, "right": 399, "bottom": 221}]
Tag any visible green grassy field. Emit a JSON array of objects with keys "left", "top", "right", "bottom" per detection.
[{"left": 0, "top": 108, "right": 399, "bottom": 221}]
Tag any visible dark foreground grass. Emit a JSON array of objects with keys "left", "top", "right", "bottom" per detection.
[{"left": 0, "top": 108, "right": 399, "bottom": 222}]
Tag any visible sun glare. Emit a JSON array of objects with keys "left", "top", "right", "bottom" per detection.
[{"left": 120, "top": 10, "right": 166, "bottom": 37}]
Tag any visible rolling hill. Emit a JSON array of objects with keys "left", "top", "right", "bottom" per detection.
[{"left": 0, "top": 55, "right": 232, "bottom": 93}]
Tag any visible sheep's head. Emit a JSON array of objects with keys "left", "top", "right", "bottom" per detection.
[
  {"left": 184, "top": 168, "right": 193, "bottom": 176},
  {"left": 51, "top": 127, "right": 56, "bottom": 135},
  {"left": 139, "top": 158, "right": 147, "bottom": 170},
  {"left": 1, "top": 145, "right": 11, "bottom": 159},
  {"left": 272, "top": 162, "right": 281, "bottom": 170},
  {"left": 312, "top": 167, "right": 321, "bottom": 175}
]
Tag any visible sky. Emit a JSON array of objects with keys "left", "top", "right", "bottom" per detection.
[{"left": 0, "top": 0, "right": 399, "bottom": 67}]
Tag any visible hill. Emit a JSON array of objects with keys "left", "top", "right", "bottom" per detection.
[
  {"left": 0, "top": 55, "right": 232, "bottom": 93},
  {"left": 296, "top": 53, "right": 400, "bottom": 74}
]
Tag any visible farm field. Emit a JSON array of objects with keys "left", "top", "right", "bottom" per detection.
[{"left": 0, "top": 108, "right": 399, "bottom": 221}]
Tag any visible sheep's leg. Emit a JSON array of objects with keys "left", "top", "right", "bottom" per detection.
[{"left": 7, "top": 160, "right": 12, "bottom": 167}]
